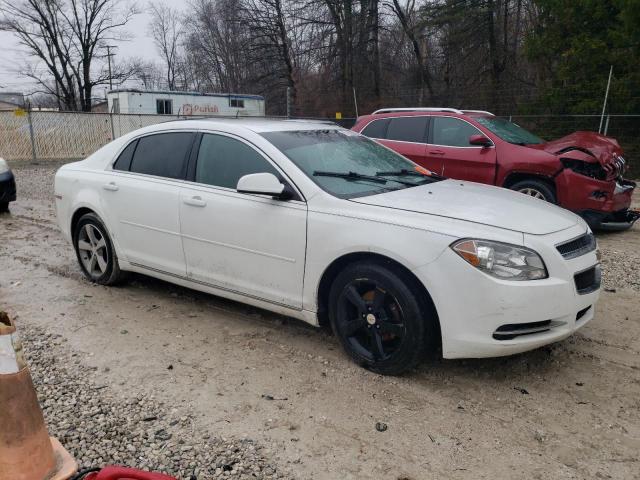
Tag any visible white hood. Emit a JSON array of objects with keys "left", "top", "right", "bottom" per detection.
[{"left": 351, "top": 180, "right": 581, "bottom": 235}]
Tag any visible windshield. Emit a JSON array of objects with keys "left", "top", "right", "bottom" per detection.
[
  {"left": 475, "top": 117, "right": 544, "bottom": 145},
  {"left": 262, "top": 129, "right": 442, "bottom": 198}
]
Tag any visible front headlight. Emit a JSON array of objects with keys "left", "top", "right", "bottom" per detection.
[
  {"left": 451, "top": 239, "right": 548, "bottom": 281},
  {"left": 0, "top": 158, "right": 9, "bottom": 175}
]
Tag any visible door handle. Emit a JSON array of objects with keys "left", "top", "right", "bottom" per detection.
[
  {"left": 184, "top": 196, "right": 206, "bottom": 207},
  {"left": 103, "top": 182, "right": 119, "bottom": 191},
  {"left": 429, "top": 150, "right": 445, "bottom": 156}
]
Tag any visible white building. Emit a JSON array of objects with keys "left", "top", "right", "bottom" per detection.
[{"left": 107, "top": 89, "right": 265, "bottom": 117}]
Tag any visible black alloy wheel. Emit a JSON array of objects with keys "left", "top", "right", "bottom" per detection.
[
  {"left": 336, "top": 280, "right": 406, "bottom": 362},
  {"left": 329, "top": 262, "right": 438, "bottom": 375}
]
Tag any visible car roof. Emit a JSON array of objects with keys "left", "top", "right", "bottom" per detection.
[{"left": 154, "top": 117, "right": 342, "bottom": 134}]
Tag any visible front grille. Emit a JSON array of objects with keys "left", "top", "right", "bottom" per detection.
[
  {"left": 493, "top": 320, "right": 564, "bottom": 340},
  {"left": 602, "top": 155, "right": 626, "bottom": 180},
  {"left": 556, "top": 233, "right": 596, "bottom": 259},
  {"left": 574, "top": 265, "right": 601, "bottom": 295}
]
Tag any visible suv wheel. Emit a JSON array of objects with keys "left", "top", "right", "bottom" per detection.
[
  {"left": 0, "top": 202, "right": 8, "bottom": 213},
  {"left": 329, "top": 261, "right": 438, "bottom": 375},
  {"left": 73, "top": 213, "right": 126, "bottom": 285},
  {"left": 510, "top": 179, "right": 557, "bottom": 203}
]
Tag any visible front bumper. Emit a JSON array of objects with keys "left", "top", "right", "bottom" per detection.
[
  {"left": 556, "top": 170, "right": 636, "bottom": 229},
  {"left": 581, "top": 208, "right": 639, "bottom": 231},
  {"left": 414, "top": 224, "right": 600, "bottom": 359},
  {"left": 0, "top": 170, "right": 16, "bottom": 204}
]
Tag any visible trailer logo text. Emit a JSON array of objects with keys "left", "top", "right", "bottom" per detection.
[{"left": 183, "top": 104, "right": 220, "bottom": 116}]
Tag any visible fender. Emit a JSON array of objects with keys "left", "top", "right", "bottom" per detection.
[{"left": 68, "top": 187, "right": 128, "bottom": 263}]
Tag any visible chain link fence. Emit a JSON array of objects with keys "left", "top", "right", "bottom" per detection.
[
  {"left": 0, "top": 109, "right": 638, "bottom": 177},
  {"left": 0, "top": 110, "right": 184, "bottom": 162}
]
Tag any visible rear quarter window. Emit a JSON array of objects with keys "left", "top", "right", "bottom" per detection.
[
  {"left": 112, "top": 139, "right": 138, "bottom": 171},
  {"left": 361, "top": 118, "right": 390, "bottom": 139},
  {"left": 129, "top": 132, "right": 194, "bottom": 179}
]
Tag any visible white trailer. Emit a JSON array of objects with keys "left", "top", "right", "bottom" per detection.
[{"left": 107, "top": 90, "right": 265, "bottom": 117}]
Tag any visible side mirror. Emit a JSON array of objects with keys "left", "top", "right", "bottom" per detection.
[
  {"left": 469, "top": 134, "right": 493, "bottom": 147},
  {"left": 237, "top": 172, "right": 286, "bottom": 198}
]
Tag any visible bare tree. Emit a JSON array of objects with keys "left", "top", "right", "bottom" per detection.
[
  {"left": 387, "top": 0, "right": 433, "bottom": 104},
  {"left": 239, "top": 0, "right": 298, "bottom": 114},
  {"left": 0, "top": 0, "right": 137, "bottom": 111},
  {"left": 185, "top": 0, "right": 252, "bottom": 93},
  {"left": 148, "top": 1, "right": 183, "bottom": 91},
  {"left": 129, "top": 58, "right": 165, "bottom": 90}
]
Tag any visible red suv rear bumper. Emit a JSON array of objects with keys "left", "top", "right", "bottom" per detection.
[{"left": 556, "top": 169, "right": 637, "bottom": 230}]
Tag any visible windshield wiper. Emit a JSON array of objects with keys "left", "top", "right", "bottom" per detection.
[
  {"left": 313, "top": 170, "right": 388, "bottom": 184},
  {"left": 376, "top": 169, "right": 445, "bottom": 181}
]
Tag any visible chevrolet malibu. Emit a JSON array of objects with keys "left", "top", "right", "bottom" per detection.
[{"left": 55, "top": 119, "right": 601, "bottom": 374}]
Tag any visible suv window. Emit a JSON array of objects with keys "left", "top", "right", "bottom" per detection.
[
  {"left": 386, "top": 117, "right": 428, "bottom": 143},
  {"left": 129, "top": 132, "right": 193, "bottom": 179},
  {"left": 113, "top": 139, "right": 138, "bottom": 171},
  {"left": 432, "top": 117, "right": 483, "bottom": 147},
  {"left": 195, "top": 134, "right": 279, "bottom": 190},
  {"left": 361, "top": 118, "right": 390, "bottom": 139}
]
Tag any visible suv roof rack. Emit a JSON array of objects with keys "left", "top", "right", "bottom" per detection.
[
  {"left": 372, "top": 107, "right": 464, "bottom": 115},
  {"left": 461, "top": 110, "right": 495, "bottom": 116},
  {"left": 371, "top": 107, "right": 496, "bottom": 116}
]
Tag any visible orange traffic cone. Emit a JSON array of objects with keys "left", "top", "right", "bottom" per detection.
[{"left": 0, "top": 312, "right": 77, "bottom": 480}]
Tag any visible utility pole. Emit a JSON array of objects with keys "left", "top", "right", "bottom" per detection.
[
  {"left": 599, "top": 66, "right": 613, "bottom": 134},
  {"left": 105, "top": 45, "right": 117, "bottom": 141},
  {"left": 105, "top": 45, "right": 117, "bottom": 91}
]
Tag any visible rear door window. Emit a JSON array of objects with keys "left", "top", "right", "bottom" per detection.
[
  {"left": 195, "top": 134, "right": 280, "bottom": 189},
  {"left": 129, "top": 132, "right": 194, "bottom": 179},
  {"left": 432, "top": 117, "right": 483, "bottom": 147},
  {"left": 386, "top": 117, "right": 429, "bottom": 143},
  {"left": 361, "top": 119, "right": 390, "bottom": 139}
]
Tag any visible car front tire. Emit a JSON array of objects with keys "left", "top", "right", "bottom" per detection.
[
  {"left": 328, "top": 261, "right": 438, "bottom": 375},
  {"left": 510, "top": 179, "right": 557, "bottom": 203},
  {"left": 73, "top": 212, "right": 126, "bottom": 285}
]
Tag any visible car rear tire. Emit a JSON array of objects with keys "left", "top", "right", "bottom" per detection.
[
  {"left": 73, "top": 213, "right": 126, "bottom": 285},
  {"left": 328, "top": 261, "right": 438, "bottom": 375},
  {"left": 510, "top": 179, "right": 557, "bottom": 203}
]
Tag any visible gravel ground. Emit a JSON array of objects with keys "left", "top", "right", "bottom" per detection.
[{"left": 21, "top": 321, "right": 289, "bottom": 480}]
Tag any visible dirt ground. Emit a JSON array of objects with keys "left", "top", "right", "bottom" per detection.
[{"left": 1, "top": 162, "right": 639, "bottom": 480}]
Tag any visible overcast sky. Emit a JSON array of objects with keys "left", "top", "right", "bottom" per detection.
[{"left": 0, "top": 1, "right": 189, "bottom": 97}]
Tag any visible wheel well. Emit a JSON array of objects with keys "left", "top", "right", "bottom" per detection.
[
  {"left": 317, "top": 252, "right": 441, "bottom": 343},
  {"left": 70, "top": 207, "right": 95, "bottom": 237},
  {"left": 503, "top": 172, "right": 556, "bottom": 192}
]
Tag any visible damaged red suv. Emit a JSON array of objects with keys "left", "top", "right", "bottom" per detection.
[{"left": 352, "top": 108, "right": 638, "bottom": 230}]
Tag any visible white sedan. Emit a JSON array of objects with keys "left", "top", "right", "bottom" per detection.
[{"left": 55, "top": 119, "right": 601, "bottom": 374}]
